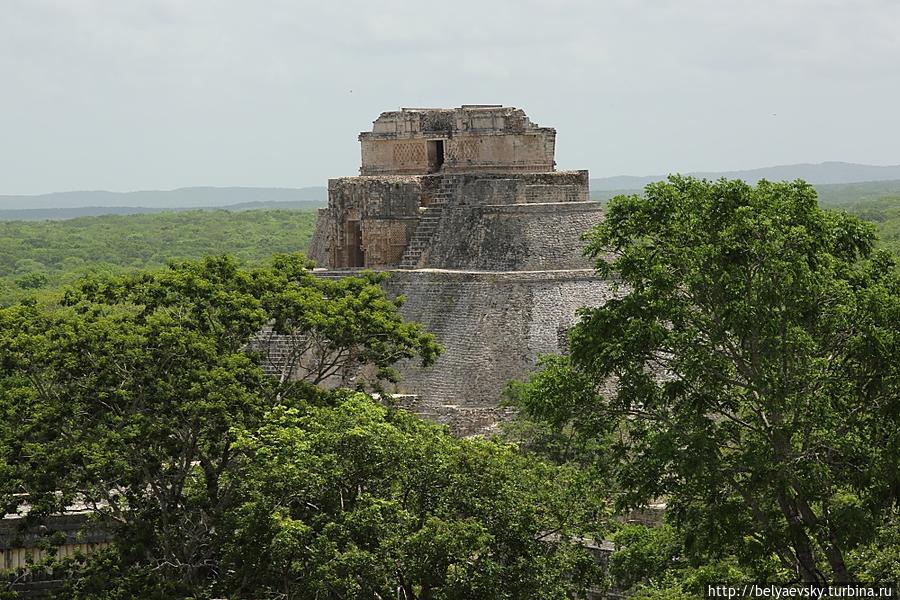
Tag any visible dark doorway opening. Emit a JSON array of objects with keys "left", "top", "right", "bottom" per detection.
[
  {"left": 345, "top": 220, "right": 364, "bottom": 267},
  {"left": 427, "top": 140, "right": 444, "bottom": 173}
]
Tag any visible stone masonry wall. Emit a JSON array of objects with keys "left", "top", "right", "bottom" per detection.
[
  {"left": 360, "top": 133, "right": 556, "bottom": 176},
  {"left": 359, "top": 106, "right": 557, "bottom": 176},
  {"left": 419, "top": 202, "right": 604, "bottom": 271},
  {"left": 308, "top": 171, "right": 592, "bottom": 270},
  {"left": 525, "top": 184, "right": 586, "bottom": 203},
  {"left": 307, "top": 208, "right": 331, "bottom": 267},
  {"left": 327, "top": 176, "right": 422, "bottom": 218},
  {"left": 381, "top": 269, "right": 615, "bottom": 434},
  {"left": 362, "top": 218, "right": 419, "bottom": 266},
  {"left": 442, "top": 171, "right": 589, "bottom": 206},
  {"left": 456, "top": 178, "right": 525, "bottom": 205},
  {"left": 321, "top": 177, "right": 422, "bottom": 267}
]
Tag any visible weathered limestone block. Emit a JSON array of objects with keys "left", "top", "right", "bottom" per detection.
[{"left": 307, "top": 208, "right": 331, "bottom": 267}]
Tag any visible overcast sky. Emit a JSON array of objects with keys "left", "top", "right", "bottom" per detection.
[{"left": 2, "top": 0, "right": 899, "bottom": 195}]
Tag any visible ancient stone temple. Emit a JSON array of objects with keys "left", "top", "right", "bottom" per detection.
[{"left": 308, "top": 105, "right": 612, "bottom": 434}]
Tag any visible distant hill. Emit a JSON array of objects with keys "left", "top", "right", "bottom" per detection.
[
  {"left": 813, "top": 179, "right": 900, "bottom": 207},
  {"left": 0, "top": 186, "right": 328, "bottom": 213},
  {"left": 590, "top": 178, "right": 900, "bottom": 208},
  {"left": 0, "top": 199, "right": 327, "bottom": 221},
  {"left": 6, "top": 162, "right": 900, "bottom": 220},
  {"left": 590, "top": 162, "right": 900, "bottom": 191}
]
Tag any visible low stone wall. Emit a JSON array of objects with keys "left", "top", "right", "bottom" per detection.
[
  {"left": 390, "top": 394, "right": 518, "bottom": 437},
  {"left": 2, "top": 510, "right": 111, "bottom": 598}
]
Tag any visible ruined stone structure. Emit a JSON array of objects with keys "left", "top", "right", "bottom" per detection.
[
  {"left": 359, "top": 105, "right": 556, "bottom": 176},
  {"left": 308, "top": 105, "right": 612, "bottom": 434},
  {"left": 2, "top": 507, "right": 110, "bottom": 597}
]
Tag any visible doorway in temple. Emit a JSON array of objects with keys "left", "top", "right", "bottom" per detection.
[{"left": 426, "top": 140, "right": 444, "bottom": 173}]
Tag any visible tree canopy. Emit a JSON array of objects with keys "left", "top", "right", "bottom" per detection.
[
  {"left": 512, "top": 177, "right": 900, "bottom": 587},
  {"left": 0, "top": 254, "right": 605, "bottom": 599}
]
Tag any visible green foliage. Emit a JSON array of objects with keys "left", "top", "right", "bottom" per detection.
[
  {"left": 606, "top": 524, "right": 756, "bottom": 600},
  {"left": 629, "top": 586, "right": 701, "bottom": 600},
  {"left": 0, "top": 255, "right": 601, "bottom": 599},
  {"left": 800, "top": 181, "right": 900, "bottom": 258},
  {"left": 597, "top": 183, "right": 900, "bottom": 260},
  {"left": 220, "top": 393, "right": 604, "bottom": 599},
  {"left": 13, "top": 271, "right": 48, "bottom": 289},
  {"left": 252, "top": 259, "right": 441, "bottom": 385},
  {"left": 610, "top": 524, "right": 682, "bottom": 591},
  {"left": 0, "top": 255, "right": 433, "bottom": 592},
  {"left": 513, "top": 177, "right": 900, "bottom": 584},
  {"left": 60, "top": 547, "right": 194, "bottom": 600},
  {"left": 501, "top": 355, "right": 620, "bottom": 510},
  {"left": 0, "top": 209, "right": 319, "bottom": 305},
  {"left": 847, "top": 510, "right": 900, "bottom": 584},
  {"left": 837, "top": 196, "right": 900, "bottom": 259}
]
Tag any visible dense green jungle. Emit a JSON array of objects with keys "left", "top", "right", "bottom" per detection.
[{"left": 0, "top": 209, "right": 318, "bottom": 306}]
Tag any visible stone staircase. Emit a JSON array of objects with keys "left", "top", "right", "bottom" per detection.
[{"left": 399, "top": 175, "right": 459, "bottom": 268}]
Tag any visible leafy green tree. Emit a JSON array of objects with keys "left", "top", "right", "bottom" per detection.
[
  {"left": 514, "top": 177, "right": 900, "bottom": 583},
  {"left": 607, "top": 524, "right": 755, "bottom": 599},
  {"left": 848, "top": 510, "right": 900, "bottom": 584},
  {"left": 12, "top": 258, "right": 46, "bottom": 274},
  {"left": 0, "top": 254, "right": 438, "bottom": 596},
  {"left": 1, "top": 254, "right": 604, "bottom": 599},
  {"left": 13, "top": 271, "right": 48, "bottom": 289},
  {"left": 609, "top": 524, "right": 682, "bottom": 592},
  {"left": 218, "top": 392, "right": 604, "bottom": 600},
  {"left": 251, "top": 256, "right": 440, "bottom": 387}
]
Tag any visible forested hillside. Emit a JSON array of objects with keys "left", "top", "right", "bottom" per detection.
[
  {"left": 0, "top": 209, "right": 318, "bottom": 305},
  {"left": 835, "top": 196, "right": 900, "bottom": 257}
]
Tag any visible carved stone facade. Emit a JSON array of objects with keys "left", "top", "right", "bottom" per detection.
[
  {"left": 359, "top": 105, "right": 556, "bottom": 176},
  {"left": 307, "top": 106, "right": 610, "bottom": 434}
]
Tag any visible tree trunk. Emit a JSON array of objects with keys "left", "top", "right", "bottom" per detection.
[
  {"left": 776, "top": 490, "right": 821, "bottom": 584},
  {"left": 794, "top": 495, "right": 849, "bottom": 583}
]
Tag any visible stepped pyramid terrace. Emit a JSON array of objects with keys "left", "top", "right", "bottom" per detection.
[{"left": 305, "top": 105, "right": 613, "bottom": 434}]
